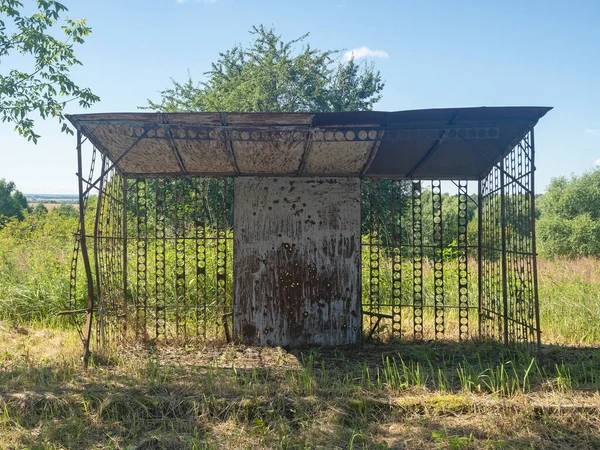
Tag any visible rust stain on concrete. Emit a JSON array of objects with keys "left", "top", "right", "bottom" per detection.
[{"left": 233, "top": 177, "right": 361, "bottom": 346}]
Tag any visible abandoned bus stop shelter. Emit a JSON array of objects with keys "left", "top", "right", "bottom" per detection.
[{"left": 66, "top": 106, "right": 551, "bottom": 362}]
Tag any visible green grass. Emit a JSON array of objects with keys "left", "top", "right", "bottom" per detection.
[
  {"left": 0, "top": 325, "right": 599, "bottom": 449},
  {"left": 1, "top": 210, "right": 600, "bottom": 448},
  {"left": 1, "top": 210, "right": 600, "bottom": 346}
]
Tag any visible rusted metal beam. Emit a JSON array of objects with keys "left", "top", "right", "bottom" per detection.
[
  {"left": 360, "top": 136, "right": 383, "bottom": 177},
  {"left": 82, "top": 130, "right": 148, "bottom": 198},
  {"left": 405, "top": 114, "right": 460, "bottom": 178},
  {"left": 77, "top": 131, "right": 96, "bottom": 368},
  {"left": 220, "top": 113, "right": 241, "bottom": 176},
  {"left": 92, "top": 155, "right": 106, "bottom": 348},
  {"left": 296, "top": 129, "right": 314, "bottom": 176}
]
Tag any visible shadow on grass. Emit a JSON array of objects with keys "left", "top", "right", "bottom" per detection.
[{"left": 1, "top": 339, "right": 599, "bottom": 449}]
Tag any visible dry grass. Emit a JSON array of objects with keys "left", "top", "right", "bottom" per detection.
[
  {"left": 27, "top": 203, "right": 78, "bottom": 211},
  {"left": 1, "top": 323, "right": 599, "bottom": 449}
]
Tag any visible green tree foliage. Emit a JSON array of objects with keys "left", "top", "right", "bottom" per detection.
[
  {"left": 32, "top": 203, "right": 48, "bottom": 215},
  {"left": 145, "top": 25, "right": 384, "bottom": 113},
  {"left": 537, "top": 167, "right": 600, "bottom": 257},
  {"left": 0, "top": 178, "right": 28, "bottom": 223},
  {"left": 144, "top": 25, "right": 385, "bottom": 228},
  {"left": 0, "top": 0, "right": 99, "bottom": 142}
]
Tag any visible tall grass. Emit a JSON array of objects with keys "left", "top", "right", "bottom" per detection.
[{"left": 1, "top": 209, "right": 599, "bottom": 346}]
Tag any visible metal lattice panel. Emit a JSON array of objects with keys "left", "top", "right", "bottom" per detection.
[{"left": 69, "top": 123, "right": 542, "bottom": 359}]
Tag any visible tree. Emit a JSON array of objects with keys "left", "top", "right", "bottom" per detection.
[
  {"left": 537, "top": 167, "right": 600, "bottom": 257},
  {"left": 0, "top": 0, "right": 99, "bottom": 142},
  {"left": 0, "top": 178, "right": 28, "bottom": 224},
  {"left": 145, "top": 25, "right": 384, "bottom": 113},
  {"left": 33, "top": 203, "right": 48, "bottom": 215}
]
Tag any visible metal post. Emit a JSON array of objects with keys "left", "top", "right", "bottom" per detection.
[
  {"left": 122, "top": 175, "right": 128, "bottom": 340},
  {"left": 530, "top": 129, "right": 542, "bottom": 350},
  {"left": 77, "top": 131, "right": 96, "bottom": 368},
  {"left": 500, "top": 159, "right": 509, "bottom": 346},
  {"left": 477, "top": 180, "right": 483, "bottom": 338},
  {"left": 93, "top": 155, "right": 106, "bottom": 346}
]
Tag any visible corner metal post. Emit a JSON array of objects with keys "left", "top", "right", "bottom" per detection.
[
  {"left": 530, "top": 129, "right": 542, "bottom": 350},
  {"left": 122, "top": 176, "right": 128, "bottom": 339},
  {"left": 500, "top": 158, "right": 509, "bottom": 346},
  {"left": 93, "top": 155, "right": 106, "bottom": 347},
  {"left": 477, "top": 180, "right": 483, "bottom": 338},
  {"left": 77, "top": 131, "right": 95, "bottom": 368}
]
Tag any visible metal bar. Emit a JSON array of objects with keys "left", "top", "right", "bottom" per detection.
[
  {"left": 166, "top": 129, "right": 189, "bottom": 175},
  {"left": 391, "top": 180, "right": 402, "bottom": 338},
  {"left": 93, "top": 155, "right": 106, "bottom": 347},
  {"left": 214, "top": 179, "right": 228, "bottom": 339},
  {"left": 412, "top": 181, "right": 423, "bottom": 339},
  {"left": 122, "top": 176, "right": 128, "bottom": 341},
  {"left": 220, "top": 113, "right": 241, "bottom": 176},
  {"left": 405, "top": 113, "right": 459, "bottom": 178},
  {"left": 530, "top": 129, "right": 542, "bottom": 350},
  {"left": 82, "top": 130, "right": 148, "bottom": 198},
  {"left": 498, "top": 162, "right": 532, "bottom": 194},
  {"left": 296, "top": 130, "right": 314, "bottom": 175},
  {"left": 80, "top": 176, "right": 126, "bottom": 206},
  {"left": 500, "top": 157, "right": 509, "bottom": 345},
  {"left": 175, "top": 179, "right": 186, "bottom": 340},
  {"left": 155, "top": 179, "right": 166, "bottom": 339},
  {"left": 432, "top": 180, "right": 445, "bottom": 339},
  {"left": 450, "top": 180, "right": 479, "bottom": 207},
  {"left": 457, "top": 180, "right": 469, "bottom": 340},
  {"left": 360, "top": 133, "right": 384, "bottom": 177},
  {"left": 135, "top": 179, "right": 148, "bottom": 340},
  {"left": 368, "top": 181, "right": 381, "bottom": 334},
  {"left": 77, "top": 131, "right": 96, "bottom": 368},
  {"left": 477, "top": 180, "right": 483, "bottom": 339},
  {"left": 71, "top": 120, "right": 503, "bottom": 140}
]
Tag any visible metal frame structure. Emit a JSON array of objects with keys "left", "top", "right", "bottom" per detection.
[{"left": 66, "top": 109, "right": 547, "bottom": 365}]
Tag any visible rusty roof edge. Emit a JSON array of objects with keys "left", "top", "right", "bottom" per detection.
[
  {"left": 65, "top": 115, "right": 123, "bottom": 176},
  {"left": 66, "top": 106, "right": 553, "bottom": 125}
]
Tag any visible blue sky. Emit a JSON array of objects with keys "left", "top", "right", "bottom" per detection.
[{"left": 1, "top": 0, "right": 599, "bottom": 194}]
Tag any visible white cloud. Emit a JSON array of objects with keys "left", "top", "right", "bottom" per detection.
[
  {"left": 585, "top": 128, "right": 597, "bottom": 134},
  {"left": 343, "top": 46, "right": 389, "bottom": 62},
  {"left": 594, "top": 158, "right": 600, "bottom": 166}
]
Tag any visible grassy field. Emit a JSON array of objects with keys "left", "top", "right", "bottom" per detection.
[
  {"left": 0, "top": 325, "right": 599, "bottom": 449},
  {"left": 0, "top": 211, "right": 599, "bottom": 448}
]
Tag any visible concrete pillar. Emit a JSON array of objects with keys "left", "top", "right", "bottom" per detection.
[{"left": 233, "top": 177, "right": 361, "bottom": 346}]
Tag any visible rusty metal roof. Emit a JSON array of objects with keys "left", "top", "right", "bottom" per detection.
[{"left": 66, "top": 106, "right": 551, "bottom": 179}]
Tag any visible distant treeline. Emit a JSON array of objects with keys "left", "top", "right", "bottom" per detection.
[{"left": 2, "top": 167, "right": 600, "bottom": 258}]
